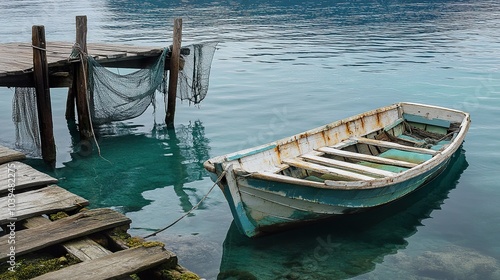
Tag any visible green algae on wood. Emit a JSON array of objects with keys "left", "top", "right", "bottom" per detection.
[{"left": 0, "top": 254, "right": 80, "bottom": 280}]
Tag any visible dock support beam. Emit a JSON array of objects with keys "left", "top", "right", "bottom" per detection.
[
  {"left": 73, "top": 16, "right": 93, "bottom": 141},
  {"left": 65, "top": 71, "right": 76, "bottom": 120},
  {"left": 32, "top": 25, "right": 56, "bottom": 165},
  {"left": 165, "top": 18, "right": 182, "bottom": 128}
]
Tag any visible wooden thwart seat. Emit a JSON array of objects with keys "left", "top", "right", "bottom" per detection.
[
  {"left": 300, "top": 154, "right": 396, "bottom": 177},
  {"left": 317, "top": 147, "right": 418, "bottom": 168},
  {"left": 353, "top": 137, "right": 438, "bottom": 155},
  {"left": 283, "top": 158, "right": 375, "bottom": 181}
]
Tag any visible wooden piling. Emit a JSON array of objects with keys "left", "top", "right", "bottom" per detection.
[
  {"left": 73, "top": 16, "right": 93, "bottom": 140},
  {"left": 32, "top": 25, "right": 56, "bottom": 164},
  {"left": 65, "top": 70, "right": 76, "bottom": 120},
  {"left": 165, "top": 18, "right": 182, "bottom": 128}
]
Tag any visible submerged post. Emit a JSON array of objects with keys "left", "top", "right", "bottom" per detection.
[
  {"left": 65, "top": 79, "right": 75, "bottom": 120},
  {"left": 73, "top": 15, "right": 93, "bottom": 140},
  {"left": 165, "top": 18, "right": 182, "bottom": 128},
  {"left": 32, "top": 25, "right": 56, "bottom": 164}
]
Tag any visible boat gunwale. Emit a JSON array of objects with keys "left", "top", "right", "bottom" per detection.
[{"left": 204, "top": 102, "right": 470, "bottom": 190}]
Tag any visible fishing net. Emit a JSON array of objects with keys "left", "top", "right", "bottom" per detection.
[
  {"left": 89, "top": 42, "right": 218, "bottom": 124},
  {"left": 12, "top": 42, "right": 217, "bottom": 157},
  {"left": 12, "top": 87, "right": 42, "bottom": 157},
  {"left": 88, "top": 48, "right": 168, "bottom": 124},
  {"left": 176, "top": 42, "right": 218, "bottom": 104}
]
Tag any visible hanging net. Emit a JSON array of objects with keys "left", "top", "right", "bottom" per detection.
[
  {"left": 176, "top": 42, "right": 218, "bottom": 104},
  {"left": 88, "top": 42, "right": 218, "bottom": 125},
  {"left": 88, "top": 48, "right": 168, "bottom": 125},
  {"left": 12, "top": 87, "right": 42, "bottom": 157},
  {"left": 11, "top": 42, "right": 217, "bottom": 157}
]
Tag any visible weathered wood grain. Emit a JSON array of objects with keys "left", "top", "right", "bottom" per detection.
[
  {"left": 354, "top": 137, "right": 438, "bottom": 155},
  {"left": 0, "top": 185, "right": 88, "bottom": 224},
  {"left": 0, "top": 208, "right": 131, "bottom": 262},
  {"left": 0, "top": 161, "right": 58, "bottom": 194},
  {"left": 317, "top": 147, "right": 418, "bottom": 168},
  {"left": 283, "top": 158, "right": 376, "bottom": 181},
  {"left": 0, "top": 145, "right": 25, "bottom": 164},
  {"left": 33, "top": 245, "right": 175, "bottom": 280},
  {"left": 165, "top": 18, "right": 182, "bottom": 127},
  {"left": 32, "top": 25, "right": 57, "bottom": 163},
  {"left": 300, "top": 154, "right": 396, "bottom": 177},
  {"left": 0, "top": 41, "right": 163, "bottom": 74},
  {"left": 23, "top": 216, "right": 112, "bottom": 262}
]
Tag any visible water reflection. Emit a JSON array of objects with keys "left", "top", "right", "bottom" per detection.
[
  {"left": 218, "top": 148, "right": 468, "bottom": 279},
  {"left": 37, "top": 120, "right": 210, "bottom": 213},
  {"left": 97, "top": 0, "right": 491, "bottom": 71}
]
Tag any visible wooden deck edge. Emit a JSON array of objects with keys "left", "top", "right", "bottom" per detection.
[
  {"left": 0, "top": 161, "right": 58, "bottom": 194},
  {"left": 0, "top": 146, "right": 26, "bottom": 164}
]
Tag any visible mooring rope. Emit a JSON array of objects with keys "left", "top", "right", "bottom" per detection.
[
  {"left": 143, "top": 169, "right": 227, "bottom": 239},
  {"left": 31, "top": 45, "right": 47, "bottom": 52}
]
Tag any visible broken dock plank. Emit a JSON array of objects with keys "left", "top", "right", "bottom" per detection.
[
  {"left": 0, "top": 208, "right": 131, "bottom": 262},
  {"left": 0, "top": 161, "right": 58, "bottom": 194},
  {"left": 23, "top": 216, "right": 113, "bottom": 262},
  {"left": 33, "top": 245, "right": 175, "bottom": 280},
  {"left": 0, "top": 185, "right": 88, "bottom": 224},
  {"left": 0, "top": 145, "right": 25, "bottom": 164}
]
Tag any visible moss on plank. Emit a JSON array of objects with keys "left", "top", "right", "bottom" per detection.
[
  {"left": 0, "top": 254, "right": 80, "bottom": 280},
  {"left": 49, "top": 212, "right": 69, "bottom": 221},
  {"left": 159, "top": 264, "right": 201, "bottom": 280}
]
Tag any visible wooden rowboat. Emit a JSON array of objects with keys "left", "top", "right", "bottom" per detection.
[{"left": 204, "top": 102, "right": 470, "bottom": 238}]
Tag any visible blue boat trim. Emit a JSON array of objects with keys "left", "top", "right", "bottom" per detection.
[
  {"left": 225, "top": 144, "right": 277, "bottom": 161},
  {"left": 403, "top": 113, "right": 451, "bottom": 128},
  {"left": 227, "top": 157, "right": 451, "bottom": 236}
]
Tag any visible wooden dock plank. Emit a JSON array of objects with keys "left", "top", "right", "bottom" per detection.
[
  {"left": 0, "top": 161, "right": 58, "bottom": 194},
  {"left": 0, "top": 41, "right": 181, "bottom": 88},
  {"left": 0, "top": 185, "right": 88, "bottom": 224},
  {"left": 0, "top": 208, "right": 131, "bottom": 262},
  {"left": 33, "top": 245, "right": 175, "bottom": 280},
  {"left": 0, "top": 42, "right": 163, "bottom": 73},
  {"left": 0, "top": 145, "right": 25, "bottom": 164},
  {"left": 23, "top": 216, "right": 112, "bottom": 262}
]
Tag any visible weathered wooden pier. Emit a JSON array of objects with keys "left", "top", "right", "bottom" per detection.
[
  {"left": 0, "top": 16, "right": 184, "bottom": 164},
  {"left": 0, "top": 144, "right": 199, "bottom": 279}
]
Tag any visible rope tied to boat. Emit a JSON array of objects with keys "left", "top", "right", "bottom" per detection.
[{"left": 143, "top": 168, "right": 228, "bottom": 239}]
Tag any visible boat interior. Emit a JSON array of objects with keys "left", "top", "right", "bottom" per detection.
[{"left": 276, "top": 117, "right": 461, "bottom": 183}]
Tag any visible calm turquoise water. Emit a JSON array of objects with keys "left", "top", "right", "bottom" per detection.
[{"left": 1, "top": 1, "right": 500, "bottom": 279}]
